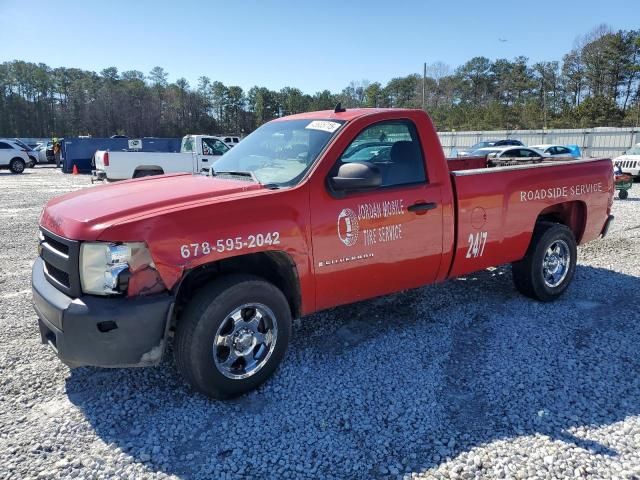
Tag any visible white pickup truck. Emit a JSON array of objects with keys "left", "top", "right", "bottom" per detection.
[{"left": 92, "top": 135, "right": 230, "bottom": 181}]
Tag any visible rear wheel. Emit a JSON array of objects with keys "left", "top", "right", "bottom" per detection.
[
  {"left": 174, "top": 275, "right": 291, "bottom": 398},
  {"left": 9, "top": 158, "right": 26, "bottom": 174},
  {"left": 618, "top": 189, "right": 628, "bottom": 200},
  {"left": 512, "top": 222, "right": 577, "bottom": 302}
]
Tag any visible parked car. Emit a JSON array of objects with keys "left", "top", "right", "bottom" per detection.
[
  {"left": 0, "top": 139, "right": 31, "bottom": 173},
  {"left": 33, "top": 107, "right": 614, "bottom": 399},
  {"left": 220, "top": 135, "right": 241, "bottom": 148},
  {"left": 456, "top": 139, "right": 524, "bottom": 157},
  {"left": 614, "top": 143, "right": 640, "bottom": 177},
  {"left": 92, "top": 134, "right": 229, "bottom": 181},
  {"left": 6, "top": 138, "right": 38, "bottom": 167},
  {"left": 529, "top": 144, "right": 581, "bottom": 158},
  {"left": 470, "top": 146, "right": 547, "bottom": 160},
  {"left": 37, "top": 142, "right": 54, "bottom": 164},
  {"left": 33, "top": 144, "right": 47, "bottom": 164}
]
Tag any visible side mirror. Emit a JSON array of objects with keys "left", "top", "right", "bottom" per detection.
[{"left": 330, "top": 162, "right": 382, "bottom": 192}]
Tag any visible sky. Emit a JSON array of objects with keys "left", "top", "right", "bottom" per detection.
[{"left": 0, "top": 0, "right": 637, "bottom": 93}]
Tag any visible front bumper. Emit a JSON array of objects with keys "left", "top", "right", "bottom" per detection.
[{"left": 32, "top": 257, "right": 174, "bottom": 368}]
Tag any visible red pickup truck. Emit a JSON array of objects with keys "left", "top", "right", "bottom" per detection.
[{"left": 33, "top": 107, "right": 614, "bottom": 398}]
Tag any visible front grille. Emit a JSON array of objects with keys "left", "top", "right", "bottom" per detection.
[
  {"left": 44, "top": 261, "right": 70, "bottom": 286},
  {"left": 39, "top": 228, "right": 81, "bottom": 297},
  {"left": 619, "top": 160, "right": 638, "bottom": 170},
  {"left": 44, "top": 236, "right": 69, "bottom": 256}
]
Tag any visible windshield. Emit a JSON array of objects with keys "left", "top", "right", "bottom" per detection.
[
  {"left": 626, "top": 145, "right": 640, "bottom": 155},
  {"left": 470, "top": 148, "right": 501, "bottom": 156},
  {"left": 13, "top": 139, "right": 31, "bottom": 150},
  {"left": 470, "top": 141, "right": 494, "bottom": 150},
  {"left": 211, "top": 119, "right": 344, "bottom": 186}
]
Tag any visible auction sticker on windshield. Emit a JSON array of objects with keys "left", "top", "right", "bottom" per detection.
[{"left": 305, "top": 120, "right": 341, "bottom": 133}]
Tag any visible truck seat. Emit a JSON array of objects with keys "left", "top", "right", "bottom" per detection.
[{"left": 385, "top": 141, "right": 423, "bottom": 185}]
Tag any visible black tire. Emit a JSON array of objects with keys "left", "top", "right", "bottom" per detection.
[
  {"left": 9, "top": 158, "right": 26, "bottom": 174},
  {"left": 174, "top": 274, "right": 292, "bottom": 399},
  {"left": 133, "top": 169, "right": 163, "bottom": 178},
  {"left": 512, "top": 222, "right": 577, "bottom": 302},
  {"left": 618, "top": 189, "right": 628, "bottom": 200}
]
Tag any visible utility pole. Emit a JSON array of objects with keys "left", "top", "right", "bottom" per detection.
[
  {"left": 542, "top": 69, "right": 547, "bottom": 130},
  {"left": 422, "top": 62, "right": 426, "bottom": 111}
]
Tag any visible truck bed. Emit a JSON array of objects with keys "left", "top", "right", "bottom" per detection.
[
  {"left": 445, "top": 157, "right": 613, "bottom": 279},
  {"left": 446, "top": 155, "right": 580, "bottom": 172}
]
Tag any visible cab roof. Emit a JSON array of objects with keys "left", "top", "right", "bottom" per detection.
[{"left": 272, "top": 108, "right": 417, "bottom": 122}]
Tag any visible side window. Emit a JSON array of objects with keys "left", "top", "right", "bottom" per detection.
[
  {"left": 201, "top": 139, "right": 212, "bottom": 156},
  {"left": 338, "top": 121, "right": 426, "bottom": 187},
  {"left": 203, "top": 138, "right": 229, "bottom": 156},
  {"left": 213, "top": 139, "right": 229, "bottom": 155},
  {"left": 547, "top": 147, "right": 557, "bottom": 155},
  {"left": 233, "top": 138, "right": 239, "bottom": 143},
  {"left": 557, "top": 147, "right": 570, "bottom": 155},
  {"left": 503, "top": 149, "right": 519, "bottom": 157},
  {"left": 0, "top": 142, "right": 11, "bottom": 149}
]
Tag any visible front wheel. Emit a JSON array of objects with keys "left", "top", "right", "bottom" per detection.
[
  {"left": 512, "top": 222, "right": 577, "bottom": 302},
  {"left": 618, "top": 189, "right": 628, "bottom": 200},
  {"left": 174, "top": 275, "right": 291, "bottom": 398}
]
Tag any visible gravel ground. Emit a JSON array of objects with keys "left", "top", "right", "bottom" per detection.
[{"left": 1, "top": 166, "right": 639, "bottom": 480}]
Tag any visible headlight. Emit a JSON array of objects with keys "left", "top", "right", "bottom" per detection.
[{"left": 80, "top": 242, "right": 153, "bottom": 296}]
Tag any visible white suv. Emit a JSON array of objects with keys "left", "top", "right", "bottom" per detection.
[
  {"left": 221, "top": 136, "right": 241, "bottom": 148},
  {"left": 0, "top": 139, "right": 31, "bottom": 174}
]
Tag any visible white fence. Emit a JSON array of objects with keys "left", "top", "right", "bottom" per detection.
[{"left": 437, "top": 127, "right": 640, "bottom": 158}]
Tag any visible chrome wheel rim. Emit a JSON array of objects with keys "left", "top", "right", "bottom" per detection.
[
  {"left": 213, "top": 303, "right": 278, "bottom": 380},
  {"left": 542, "top": 239, "right": 570, "bottom": 288}
]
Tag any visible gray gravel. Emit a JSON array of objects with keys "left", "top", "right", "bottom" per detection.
[{"left": 1, "top": 166, "right": 639, "bottom": 480}]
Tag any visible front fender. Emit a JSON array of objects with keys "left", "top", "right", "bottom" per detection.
[{"left": 97, "top": 185, "right": 315, "bottom": 312}]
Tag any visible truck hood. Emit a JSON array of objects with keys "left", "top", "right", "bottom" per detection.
[
  {"left": 41, "top": 173, "right": 263, "bottom": 240},
  {"left": 615, "top": 154, "right": 640, "bottom": 161}
]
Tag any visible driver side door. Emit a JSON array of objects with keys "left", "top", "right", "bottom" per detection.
[{"left": 309, "top": 119, "right": 444, "bottom": 310}]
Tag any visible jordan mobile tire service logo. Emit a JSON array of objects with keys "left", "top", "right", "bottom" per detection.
[{"left": 337, "top": 208, "right": 359, "bottom": 246}]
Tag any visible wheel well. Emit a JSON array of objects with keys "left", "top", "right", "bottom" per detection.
[
  {"left": 133, "top": 166, "right": 164, "bottom": 175},
  {"left": 11, "top": 157, "right": 25, "bottom": 163},
  {"left": 536, "top": 201, "right": 586, "bottom": 243},
  {"left": 173, "top": 251, "right": 301, "bottom": 321}
]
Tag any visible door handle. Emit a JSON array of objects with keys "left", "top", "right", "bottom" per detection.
[
  {"left": 201, "top": 159, "right": 208, "bottom": 162},
  {"left": 408, "top": 202, "right": 437, "bottom": 213}
]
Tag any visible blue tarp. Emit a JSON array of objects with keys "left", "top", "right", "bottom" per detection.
[{"left": 61, "top": 137, "right": 182, "bottom": 173}]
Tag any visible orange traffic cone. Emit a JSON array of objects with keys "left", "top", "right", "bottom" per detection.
[{"left": 72, "top": 164, "right": 78, "bottom": 175}]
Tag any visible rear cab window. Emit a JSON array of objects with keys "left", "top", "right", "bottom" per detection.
[{"left": 181, "top": 136, "right": 194, "bottom": 153}]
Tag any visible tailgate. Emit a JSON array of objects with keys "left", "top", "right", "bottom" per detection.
[{"left": 94, "top": 150, "right": 107, "bottom": 171}]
